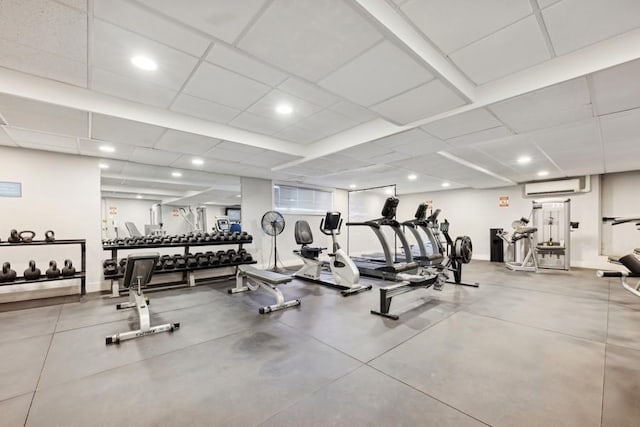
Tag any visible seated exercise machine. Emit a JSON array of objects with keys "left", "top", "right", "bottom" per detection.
[
  {"left": 406, "top": 205, "right": 478, "bottom": 288},
  {"left": 229, "top": 265, "right": 301, "bottom": 313},
  {"left": 597, "top": 217, "right": 640, "bottom": 297},
  {"left": 293, "top": 212, "right": 372, "bottom": 296},
  {"left": 346, "top": 197, "right": 420, "bottom": 280},
  {"left": 497, "top": 218, "right": 539, "bottom": 272},
  {"left": 106, "top": 253, "right": 180, "bottom": 345}
]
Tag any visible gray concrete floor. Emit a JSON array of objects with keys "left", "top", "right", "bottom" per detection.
[{"left": 0, "top": 261, "right": 638, "bottom": 426}]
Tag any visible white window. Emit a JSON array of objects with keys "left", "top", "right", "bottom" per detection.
[{"left": 274, "top": 185, "right": 333, "bottom": 214}]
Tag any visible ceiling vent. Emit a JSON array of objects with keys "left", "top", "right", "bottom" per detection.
[{"left": 523, "top": 176, "right": 590, "bottom": 197}]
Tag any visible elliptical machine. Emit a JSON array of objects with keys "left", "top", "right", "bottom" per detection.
[{"left": 293, "top": 211, "right": 372, "bottom": 296}]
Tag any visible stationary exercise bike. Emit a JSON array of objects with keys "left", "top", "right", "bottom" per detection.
[{"left": 293, "top": 211, "right": 372, "bottom": 296}]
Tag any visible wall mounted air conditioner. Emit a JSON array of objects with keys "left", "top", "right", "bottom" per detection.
[{"left": 523, "top": 176, "right": 590, "bottom": 197}]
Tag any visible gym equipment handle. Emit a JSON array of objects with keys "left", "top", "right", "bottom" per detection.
[{"left": 597, "top": 270, "right": 625, "bottom": 278}]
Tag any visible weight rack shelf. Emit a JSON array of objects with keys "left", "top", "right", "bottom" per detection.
[
  {"left": 104, "top": 261, "right": 256, "bottom": 280},
  {"left": 102, "top": 238, "right": 254, "bottom": 297},
  {"left": 1, "top": 239, "right": 86, "bottom": 296}
]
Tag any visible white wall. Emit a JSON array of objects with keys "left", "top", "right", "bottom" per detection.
[
  {"left": 601, "top": 170, "right": 640, "bottom": 256},
  {"left": 397, "top": 175, "right": 606, "bottom": 269},
  {"left": 102, "top": 197, "right": 160, "bottom": 238},
  {"left": 0, "top": 147, "right": 102, "bottom": 300}
]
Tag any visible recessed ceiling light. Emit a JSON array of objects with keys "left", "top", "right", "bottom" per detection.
[
  {"left": 517, "top": 155, "right": 531, "bottom": 164},
  {"left": 235, "top": 194, "right": 241, "bottom": 198},
  {"left": 537, "top": 170, "right": 549, "bottom": 177},
  {"left": 99, "top": 163, "right": 109, "bottom": 169},
  {"left": 171, "top": 171, "right": 182, "bottom": 178},
  {"left": 136, "top": 194, "right": 142, "bottom": 199},
  {"left": 349, "top": 184, "right": 356, "bottom": 189},
  {"left": 408, "top": 174, "right": 417, "bottom": 180},
  {"left": 275, "top": 103, "right": 293, "bottom": 115},
  {"left": 191, "top": 158, "right": 204, "bottom": 166},
  {"left": 385, "top": 188, "right": 394, "bottom": 195},
  {"left": 442, "top": 182, "right": 451, "bottom": 188},
  {"left": 131, "top": 55, "right": 157, "bottom": 71},
  {"left": 99, "top": 145, "right": 115, "bottom": 153}
]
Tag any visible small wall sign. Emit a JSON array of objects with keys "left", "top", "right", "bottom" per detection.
[
  {"left": 0, "top": 181, "right": 22, "bottom": 197},
  {"left": 499, "top": 196, "right": 509, "bottom": 208}
]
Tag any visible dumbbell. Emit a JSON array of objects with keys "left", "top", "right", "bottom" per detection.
[
  {"left": 208, "top": 255, "right": 220, "bottom": 266},
  {"left": 211, "top": 233, "right": 221, "bottom": 242},
  {"left": 24, "top": 260, "right": 41, "bottom": 280},
  {"left": 226, "top": 249, "right": 242, "bottom": 264},
  {"left": 119, "top": 258, "right": 128, "bottom": 273},
  {"left": 155, "top": 259, "right": 163, "bottom": 271},
  {"left": 216, "top": 250, "right": 230, "bottom": 264},
  {"left": 46, "top": 260, "right": 61, "bottom": 279},
  {"left": 186, "top": 254, "right": 198, "bottom": 268},
  {"left": 241, "top": 252, "right": 253, "bottom": 262},
  {"left": 203, "top": 234, "right": 212, "bottom": 242},
  {"left": 196, "top": 254, "right": 209, "bottom": 267},
  {"left": 103, "top": 259, "right": 118, "bottom": 276},
  {"left": 163, "top": 256, "right": 176, "bottom": 269},
  {"left": 174, "top": 255, "right": 187, "bottom": 269},
  {"left": 0, "top": 262, "right": 17, "bottom": 282},
  {"left": 62, "top": 259, "right": 76, "bottom": 277},
  {"left": 240, "top": 231, "right": 251, "bottom": 241},
  {"left": 8, "top": 229, "right": 20, "bottom": 243}
]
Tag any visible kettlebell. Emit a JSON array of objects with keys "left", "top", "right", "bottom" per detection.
[
  {"left": 19, "top": 230, "right": 36, "bottom": 243},
  {"left": 8, "top": 229, "right": 20, "bottom": 243},
  {"left": 46, "top": 260, "right": 61, "bottom": 279},
  {"left": 45, "top": 230, "right": 56, "bottom": 242},
  {"left": 0, "top": 262, "right": 17, "bottom": 283},
  {"left": 24, "top": 260, "right": 41, "bottom": 280},
  {"left": 62, "top": 259, "right": 76, "bottom": 277}
]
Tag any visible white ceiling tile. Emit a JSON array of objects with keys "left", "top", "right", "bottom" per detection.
[
  {"left": 446, "top": 126, "right": 512, "bottom": 146},
  {"left": 421, "top": 108, "right": 503, "bottom": 139},
  {"left": 238, "top": 0, "right": 382, "bottom": 81},
  {"left": 92, "top": 19, "right": 198, "bottom": 90},
  {"left": 329, "top": 101, "right": 377, "bottom": 123},
  {"left": 170, "top": 94, "right": 240, "bottom": 124},
  {"left": 0, "top": 0, "right": 86, "bottom": 62},
  {"left": 78, "top": 138, "right": 136, "bottom": 159},
  {"left": 246, "top": 89, "right": 324, "bottom": 122},
  {"left": 0, "top": 94, "right": 88, "bottom": 136},
  {"left": 591, "top": 59, "right": 640, "bottom": 115},
  {"left": 3, "top": 127, "right": 78, "bottom": 149},
  {"left": 0, "top": 126, "right": 16, "bottom": 147},
  {"left": 318, "top": 40, "right": 433, "bottom": 106},
  {"left": 130, "top": 147, "right": 182, "bottom": 166},
  {"left": 369, "top": 151, "right": 413, "bottom": 164},
  {"left": 229, "top": 112, "right": 289, "bottom": 135},
  {"left": 183, "top": 62, "right": 271, "bottom": 110},
  {"left": 277, "top": 78, "right": 340, "bottom": 108},
  {"left": 600, "top": 108, "right": 640, "bottom": 146},
  {"left": 91, "top": 114, "right": 166, "bottom": 147},
  {"left": 339, "top": 142, "right": 393, "bottom": 160},
  {"left": 393, "top": 138, "right": 449, "bottom": 156},
  {"left": 373, "top": 128, "right": 440, "bottom": 148},
  {"left": 543, "top": 0, "right": 640, "bottom": 55},
  {"left": 401, "top": 0, "right": 532, "bottom": 54},
  {"left": 450, "top": 16, "right": 551, "bottom": 84},
  {"left": 94, "top": 0, "right": 210, "bottom": 57},
  {"left": 0, "top": 38, "right": 87, "bottom": 87},
  {"left": 56, "top": 0, "right": 86, "bottom": 11},
  {"left": 240, "top": 151, "right": 300, "bottom": 168},
  {"left": 154, "top": 130, "right": 221, "bottom": 155},
  {"left": 138, "top": 0, "right": 268, "bottom": 44},
  {"left": 274, "top": 125, "right": 326, "bottom": 145},
  {"left": 371, "top": 79, "right": 466, "bottom": 124},
  {"left": 295, "top": 110, "right": 360, "bottom": 136},
  {"left": 537, "top": 0, "right": 561, "bottom": 8},
  {"left": 206, "top": 44, "right": 287, "bottom": 86},
  {"left": 489, "top": 78, "right": 592, "bottom": 132},
  {"left": 91, "top": 67, "right": 177, "bottom": 108}
]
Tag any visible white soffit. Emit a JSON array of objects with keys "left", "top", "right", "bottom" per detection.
[{"left": 421, "top": 108, "right": 503, "bottom": 140}]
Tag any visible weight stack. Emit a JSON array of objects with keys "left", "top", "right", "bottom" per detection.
[{"left": 490, "top": 228, "right": 504, "bottom": 262}]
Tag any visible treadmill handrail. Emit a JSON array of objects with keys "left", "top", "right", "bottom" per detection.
[{"left": 346, "top": 221, "right": 381, "bottom": 229}]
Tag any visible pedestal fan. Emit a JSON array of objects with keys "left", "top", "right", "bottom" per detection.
[{"left": 261, "top": 211, "right": 285, "bottom": 272}]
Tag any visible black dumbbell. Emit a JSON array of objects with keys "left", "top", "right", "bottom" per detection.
[
  {"left": 46, "top": 260, "right": 61, "bottom": 279},
  {"left": 24, "top": 260, "right": 41, "bottom": 280},
  {"left": 103, "top": 259, "right": 118, "bottom": 276},
  {"left": 155, "top": 259, "right": 164, "bottom": 271},
  {"left": 241, "top": 253, "right": 253, "bottom": 262},
  {"left": 174, "top": 255, "right": 187, "bottom": 269},
  {"left": 197, "top": 254, "right": 209, "bottom": 267},
  {"left": 209, "top": 255, "right": 220, "bottom": 266},
  {"left": 186, "top": 254, "right": 198, "bottom": 268},
  {"left": 164, "top": 258, "right": 176, "bottom": 269},
  {"left": 119, "top": 258, "right": 128, "bottom": 273}
]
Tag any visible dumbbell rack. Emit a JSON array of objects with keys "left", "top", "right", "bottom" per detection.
[
  {"left": 0, "top": 239, "right": 87, "bottom": 296},
  {"left": 102, "top": 238, "right": 256, "bottom": 297}
]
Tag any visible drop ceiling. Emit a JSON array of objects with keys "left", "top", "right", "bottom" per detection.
[{"left": 0, "top": 0, "right": 639, "bottom": 200}]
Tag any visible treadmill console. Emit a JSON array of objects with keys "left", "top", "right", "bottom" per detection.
[
  {"left": 440, "top": 220, "right": 449, "bottom": 233},
  {"left": 216, "top": 217, "right": 230, "bottom": 232},
  {"left": 323, "top": 212, "right": 342, "bottom": 231},
  {"left": 381, "top": 197, "right": 399, "bottom": 219},
  {"left": 414, "top": 203, "right": 428, "bottom": 220}
]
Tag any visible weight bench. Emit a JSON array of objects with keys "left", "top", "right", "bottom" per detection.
[
  {"left": 371, "top": 272, "right": 446, "bottom": 320},
  {"left": 229, "top": 265, "right": 301, "bottom": 314},
  {"left": 598, "top": 254, "right": 640, "bottom": 298},
  {"left": 106, "top": 253, "right": 180, "bottom": 345}
]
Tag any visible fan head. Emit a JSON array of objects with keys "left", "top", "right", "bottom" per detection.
[{"left": 261, "top": 211, "right": 285, "bottom": 236}]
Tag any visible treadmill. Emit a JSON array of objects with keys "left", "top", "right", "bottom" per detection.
[
  {"left": 401, "top": 204, "right": 445, "bottom": 266},
  {"left": 346, "top": 197, "right": 419, "bottom": 280}
]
